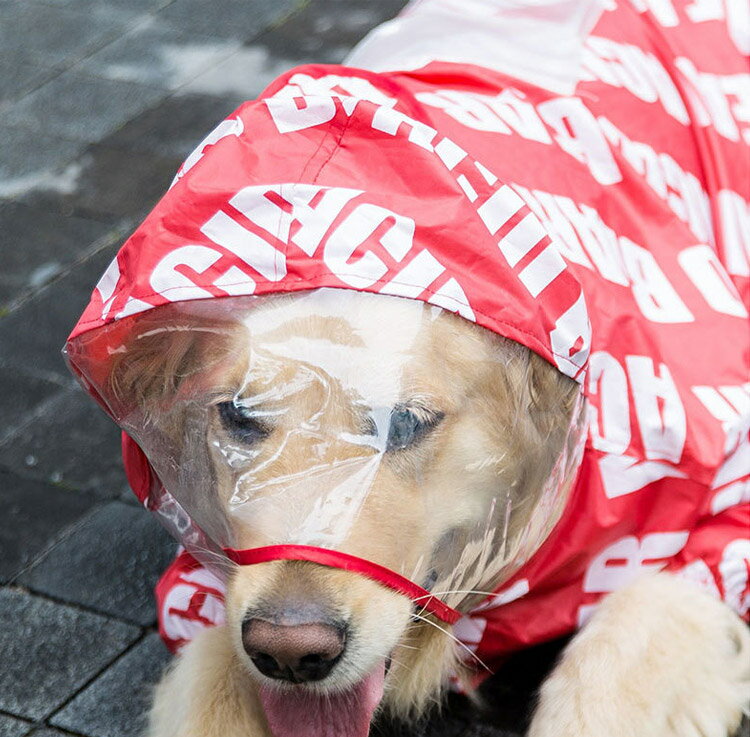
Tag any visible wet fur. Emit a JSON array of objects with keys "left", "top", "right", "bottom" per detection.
[{"left": 109, "top": 293, "right": 750, "bottom": 737}]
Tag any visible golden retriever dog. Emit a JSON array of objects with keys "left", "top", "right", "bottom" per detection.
[{"left": 105, "top": 289, "right": 750, "bottom": 737}]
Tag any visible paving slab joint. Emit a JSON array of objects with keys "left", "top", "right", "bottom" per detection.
[
  {"left": 44, "top": 630, "right": 151, "bottom": 725},
  {"left": 266, "top": 0, "right": 312, "bottom": 33},
  {"left": 1, "top": 218, "right": 137, "bottom": 317},
  {"left": 4, "top": 503, "right": 103, "bottom": 587}
]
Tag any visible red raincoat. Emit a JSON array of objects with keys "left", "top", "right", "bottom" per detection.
[{"left": 67, "top": 0, "right": 749, "bottom": 667}]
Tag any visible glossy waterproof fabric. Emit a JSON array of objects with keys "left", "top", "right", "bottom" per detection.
[{"left": 66, "top": 0, "right": 749, "bottom": 664}]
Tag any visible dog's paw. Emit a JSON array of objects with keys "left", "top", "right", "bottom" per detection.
[{"left": 527, "top": 574, "right": 750, "bottom": 737}]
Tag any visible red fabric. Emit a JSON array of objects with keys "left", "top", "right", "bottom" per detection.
[
  {"left": 121, "top": 433, "right": 152, "bottom": 505},
  {"left": 224, "top": 545, "right": 461, "bottom": 624},
  {"left": 68, "top": 0, "right": 749, "bottom": 666},
  {"left": 155, "top": 550, "right": 226, "bottom": 653}
]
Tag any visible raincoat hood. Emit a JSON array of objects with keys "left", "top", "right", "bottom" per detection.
[
  {"left": 66, "top": 70, "right": 592, "bottom": 378},
  {"left": 64, "top": 64, "right": 593, "bottom": 622}
]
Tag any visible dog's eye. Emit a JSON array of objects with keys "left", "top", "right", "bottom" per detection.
[
  {"left": 386, "top": 405, "right": 444, "bottom": 452},
  {"left": 217, "top": 400, "right": 270, "bottom": 444}
]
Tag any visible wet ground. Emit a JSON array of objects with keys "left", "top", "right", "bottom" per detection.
[{"left": 1, "top": 1, "right": 745, "bottom": 736}]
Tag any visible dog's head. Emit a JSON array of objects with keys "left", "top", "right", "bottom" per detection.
[{"left": 105, "top": 288, "right": 583, "bottom": 736}]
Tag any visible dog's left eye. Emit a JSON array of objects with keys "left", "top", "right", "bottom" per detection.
[
  {"left": 386, "top": 405, "right": 444, "bottom": 452},
  {"left": 217, "top": 400, "right": 270, "bottom": 444}
]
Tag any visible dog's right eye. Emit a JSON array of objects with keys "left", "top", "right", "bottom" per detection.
[
  {"left": 386, "top": 404, "right": 444, "bottom": 452},
  {"left": 217, "top": 400, "right": 270, "bottom": 445}
]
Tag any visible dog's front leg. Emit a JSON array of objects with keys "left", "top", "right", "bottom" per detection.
[
  {"left": 146, "top": 625, "right": 270, "bottom": 737},
  {"left": 527, "top": 573, "right": 750, "bottom": 737}
]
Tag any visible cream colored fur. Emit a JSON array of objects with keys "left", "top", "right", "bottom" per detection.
[
  {"left": 109, "top": 293, "right": 750, "bottom": 737},
  {"left": 148, "top": 573, "right": 750, "bottom": 737},
  {"left": 527, "top": 573, "right": 750, "bottom": 737}
]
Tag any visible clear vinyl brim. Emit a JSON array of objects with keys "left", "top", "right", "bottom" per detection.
[{"left": 66, "top": 288, "right": 586, "bottom": 615}]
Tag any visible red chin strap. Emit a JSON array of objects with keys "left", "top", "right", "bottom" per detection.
[
  {"left": 121, "top": 437, "right": 461, "bottom": 624},
  {"left": 223, "top": 544, "right": 462, "bottom": 625}
]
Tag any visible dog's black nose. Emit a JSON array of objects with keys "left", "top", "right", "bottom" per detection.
[{"left": 242, "top": 618, "right": 346, "bottom": 683}]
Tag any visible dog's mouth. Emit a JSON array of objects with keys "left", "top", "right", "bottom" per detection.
[{"left": 259, "top": 659, "right": 387, "bottom": 737}]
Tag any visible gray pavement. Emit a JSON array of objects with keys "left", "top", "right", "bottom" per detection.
[{"left": 1, "top": 2, "right": 745, "bottom": 737}]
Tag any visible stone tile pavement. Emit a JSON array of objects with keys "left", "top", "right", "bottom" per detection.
[{"left": 1, "top": 2, "right": 745, "bottom": 737}]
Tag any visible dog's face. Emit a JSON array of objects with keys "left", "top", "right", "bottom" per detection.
[{"left": 107, "top": 289, "right": 581, "bottom": 732}]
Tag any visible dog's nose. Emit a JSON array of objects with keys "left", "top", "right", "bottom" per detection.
[{"left": 242, "top": 618, "right": 346, "bottom": 683}]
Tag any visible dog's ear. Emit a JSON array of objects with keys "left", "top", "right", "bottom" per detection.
[
  {"left": 107, "top": 304, "right": 242, "bottom": 418},
  {"left": 504, "top": 347, "right": 581, "bottom": 493},
  {"left": 466, "top": 321, "right": 580, "bottom": 437},
  {"left": 526, "top": 349, "right": 580, "bottom": 436}
]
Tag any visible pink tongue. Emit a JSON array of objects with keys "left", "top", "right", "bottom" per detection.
[{"left": 259, "top": 662, "right": 385, "bottom": 737}]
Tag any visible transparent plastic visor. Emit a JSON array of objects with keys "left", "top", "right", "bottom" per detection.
[{"left": 66, "top": 289, "right": 587, "bottom": 619}]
